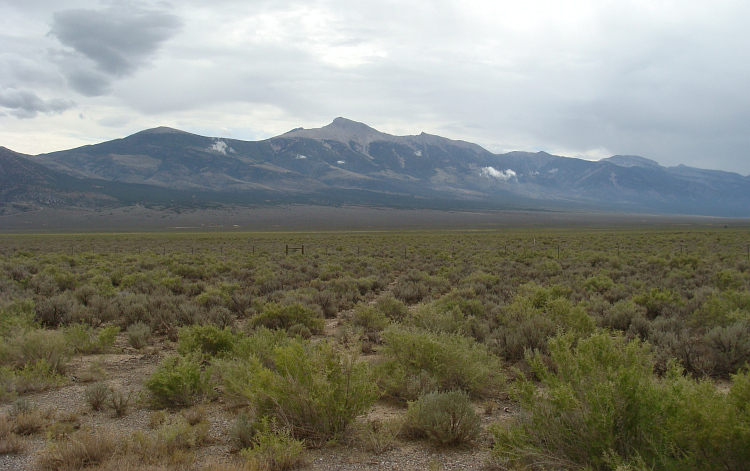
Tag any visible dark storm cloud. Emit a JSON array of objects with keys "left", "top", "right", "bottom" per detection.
[
  {"left": 49, "top": 4, "right": 182, "bottom": 95},
  {"left": 0, "top": 88, "right": 75, "bottom": 119}
]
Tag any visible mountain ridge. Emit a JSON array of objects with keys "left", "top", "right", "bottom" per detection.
[{"left": 4, "top": 118, "right": 750, "bottom": 217}]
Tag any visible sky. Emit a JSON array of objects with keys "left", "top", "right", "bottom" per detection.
[{"left": 1, "top": 0, "right": 749, "bottom": 174}]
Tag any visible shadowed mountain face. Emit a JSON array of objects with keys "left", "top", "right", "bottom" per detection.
[{"left": 6, "top": 118, "right": 750, "bottom": 216}]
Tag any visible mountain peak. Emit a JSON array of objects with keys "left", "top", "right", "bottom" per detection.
[
  {"left": 279, "top": 117, "right": 392, "bottom": 145},
  {"left": 603, "top": 155, "right": 661, "bottom": 169},
  {"left": 134, "top": 126, "right": 191, "bottom": 136}
]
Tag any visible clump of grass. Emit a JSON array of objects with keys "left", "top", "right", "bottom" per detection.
[
  {"left": 0, "top": 415, "right": 24, "bottom": 455},
  {"left": 403, "top": 391, "right": 480, "bottom": 447},
  {"left": 126, "top": 413, "right": 212, "bottom": 466},
  {"left": 108, "top": 388, "right": 132, "bottom": 417},
  {"left": 85, "top": 382, "right": 110, "bottom": 411},
  {"left": 126, "top": 322, "right": 151, "bottom": 350},
  {"left": 350, "top": 418, "right": 402, "bottom": 454},
  {"left": 36, "top": 427, "right": 117, "bottom": 470}
]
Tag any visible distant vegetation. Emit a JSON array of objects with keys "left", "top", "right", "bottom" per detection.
[{"left": 1, "top": 229, "right": 749, "bottom": 469}]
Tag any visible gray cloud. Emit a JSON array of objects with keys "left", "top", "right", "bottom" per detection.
[
  {"left": 2, "top": 0, "right": 750, "bottom": 175},
  {"left": 48, "top": 4, "right": 182, "bottom": 96},
  {"left": 0, "top": 88, "right": 75, "bottom": 118}
]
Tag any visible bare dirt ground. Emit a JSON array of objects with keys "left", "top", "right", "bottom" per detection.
[{"left": 1, "top": 204, "right": 741, "bottom": 233}]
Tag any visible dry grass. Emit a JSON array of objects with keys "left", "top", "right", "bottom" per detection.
[
  {"left": 36, "top": 427, "right": 118, "bottom": 471},
  {"left": 13, "top": 408, "right": 53, "bottom": 436},
  {"left": 0, "top": 415, "right": 24, "bottom": 455},
  {"left": 349, "top": 418, "right": 402, "bottom": 455}
]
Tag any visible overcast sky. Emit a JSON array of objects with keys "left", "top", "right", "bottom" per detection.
[{"left": 2, "top": 0, "right": 749, "bottom": 174}]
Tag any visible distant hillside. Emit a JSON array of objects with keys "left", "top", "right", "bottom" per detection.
[{"left": 2, "top": 118, "right": 747, "bottom": 217}]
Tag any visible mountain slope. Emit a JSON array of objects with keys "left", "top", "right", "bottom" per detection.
[{"left": 13, "top": 118, "right": 750, "bottom": 216}]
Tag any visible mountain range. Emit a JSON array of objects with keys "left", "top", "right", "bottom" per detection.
[{"left": 2, "top": 117, "right": 749, "bottom": 217}]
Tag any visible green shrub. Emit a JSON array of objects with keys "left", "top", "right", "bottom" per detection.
[
  {"left": 404, "top": 390, "right": 480, "bottom": 446},
  {"left": 491, "top": 283, "right": 595, "bottom": 360},
  {"left": 350, "top": 304, "right": 389, "bottom": 333},
  {"left": 0, "top": 359, "right": 66, "bottom": 399},
  {"left": 251, "top": 302, "right": 324, "bottom": 334},
  {"left": 0, "top": 328, "right": 71, "bottom": 375},
  {"left": 0, "top": 299, "right": 36, "bottom": 337},
  {"left": 177, "top": 324, "right": 238, "bottom": 358},
  {"left": 379, "top": 326, "right": 502, "bottom": 399},
  {"left": 599, "top": 299, "right": 648, "bottom": 334},
  {"left": 241, "top": 426, "right": 307, "bottom": 470},
  {"left": 127, "top": 322, "right": 151, "bottom": 350},
  {"left": 231, "top": 411, "right": 259, "bottom": 451},
  {"left": 492, "top": 332, "right": 750, "bottom": 470},
  {"left": 144, "top": 354, "right": 212, "bottom": 408},
  {"left": 705, "top": 320, "right": 750, "bottom": 377},
  {"left": 64, "top": 324, "right": 119, "bottom": 354},
  {"left": 375, "top": 295, "right": 409, "bottom": 322},
  {"left": 692, "top": 290, "right": 750, "bottom": 328},
  {"left": 34, "top": 295, "right": 76, "bottom": 327},
  {"left": 221, "top": 339, "right": 377, "bottom": 443},
  {"left": 633, "top": 288, "right": 684, "bottom": 319}
]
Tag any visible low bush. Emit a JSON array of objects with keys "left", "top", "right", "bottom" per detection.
[
  {"left": 375, "top": 295, "right": 409, "bottom": 322},
  {"left": 127, "top": 412, "right": 211, "bottom": 466},
  {"left": 0, "top": 415, "right": 23, "bottom": 455},
  {"left": 64, "top": 324, "right": 119, "bottom": 354},
  {"left": 350, "top": 418, "right": 402, "bottom": 454},
  {"left": 241, "top": 426, "right": 307, "bottom": 471},
  {"left": 350, "top": 304, "right": 389, "bottom": 333},
  {"left": 705, "top": 320, "right": 750, "bottom": 377},
  {"left": 126, "top": 321, "right": 151, "bottom": 350},
  {"left": 177, "top": 324, "right": 238, "bottom": 358},
  {"left": 491, "top": 283, "right": 595, "bottom": 360},
  {"left": 221, "top": 339, "right": 377, "bottom": 443},
  {"left": 403, "top": 390, "right": 480, "bottom": 447},
  {"left": 144, "top": 354, "right": 212, "bottom": 408},
  {"left": 378, "top": 326, "right": 502, "bottom": 399},
  {"left": 108, "top": 388, "right": 132, "bottom": 417},
  {"left": 36, "top": 427, "right": 117, "bottom": 470},
  {"left": 0, "top": 328, "right": 71, "bottom": 375},
  {"left": 251, "top": 302, "right": 324, "bottom": 334},
  {"left": 492, "top": 332, "right": 750, "bottom": 470},
  {"left": 85, "top": 382, "right": 110, "bottom": 411},
  {"left": 231, "top": 411, "right": 259, "bottom": 451}
]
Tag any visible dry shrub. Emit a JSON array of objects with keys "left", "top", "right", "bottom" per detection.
[
  {"left": 109, "top": 388, "right": 132, "bottom": 417},
  {"left": 350, "top": 418, "right": 402, "bottom": 454},
  {"left": 124, "top": 413, "right": 212, "bottom": 467},
  {"left": 36, "top": 427, "right": 118, "bottom": 471},
  {"left": 180, "top": 405, "right": 207, "bottom": 426},
  {"left": 0, "top": 415, "right": 23, "bottom": 455},
  {"left": 403, "top": 391, "right": 481, "bottom": 447},
  {"left": 85, "top": 382, "right": 110, "bottom": 411},
  {"left": 13, "top": 408, "right": 53, "bottom": 436}
]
